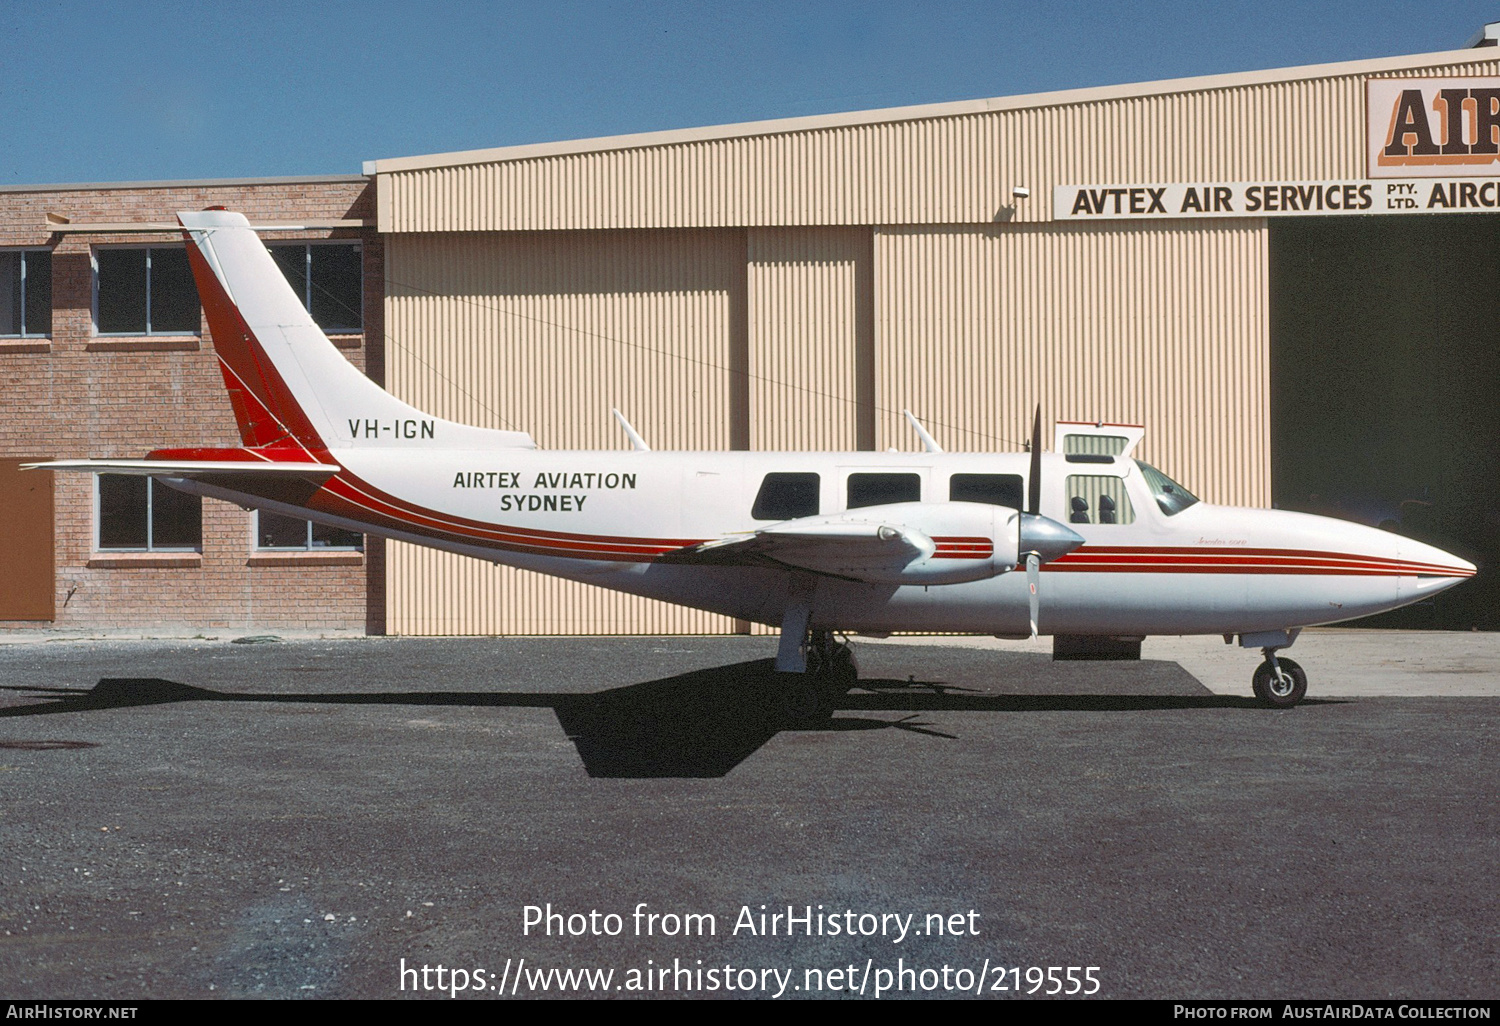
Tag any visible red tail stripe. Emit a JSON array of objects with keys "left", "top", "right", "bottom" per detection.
[{"left": 181, "top": 230, "right": 326, "bottom": 451}]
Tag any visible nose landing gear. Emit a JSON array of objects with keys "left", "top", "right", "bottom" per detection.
[
  {"left": 1252, "top": 649, "right": 1307, "bottom": 708},
  {"left": 1234, "top": 630, "right": 1307, "bottom": 708}
]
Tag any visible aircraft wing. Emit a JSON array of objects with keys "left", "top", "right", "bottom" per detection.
[
  {"left": 666, "top": 503, "right": 1019, "bottom": 585},
  {"left": 669, "top": 521, "right": 924, "bottom": 581}
]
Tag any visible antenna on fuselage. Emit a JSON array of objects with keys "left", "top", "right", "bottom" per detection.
[
  {"left": 902, "top": 410, "right": 944, "bottom": 453},
  {"left": 611, "top": 409, "right": 651, "bottom": 451}
]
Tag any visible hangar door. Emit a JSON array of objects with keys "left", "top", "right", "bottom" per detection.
[{"left": 1270, "top": 215, "right": 1498, "bottom": 629}]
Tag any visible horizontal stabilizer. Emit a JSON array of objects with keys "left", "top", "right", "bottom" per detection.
[{"left": 24, "top": 459, "right": 340, "bottom": 477}]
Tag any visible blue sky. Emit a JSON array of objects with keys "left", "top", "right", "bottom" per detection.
[{"left": 3, "top": 0, "right": 1495, "bottom": 184}]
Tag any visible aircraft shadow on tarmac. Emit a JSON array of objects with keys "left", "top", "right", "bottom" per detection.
[{"left": 0, "top": 658, "right": 1308, "bottom": 778}]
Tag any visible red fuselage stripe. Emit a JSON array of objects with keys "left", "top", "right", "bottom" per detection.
[{"left": 148, "top": 448, "right": 1476, "bottom": 575}]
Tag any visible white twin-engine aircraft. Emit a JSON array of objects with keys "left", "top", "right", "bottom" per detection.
[{"left": 33, "top": 210, "right": 1476, "bottom": 715}]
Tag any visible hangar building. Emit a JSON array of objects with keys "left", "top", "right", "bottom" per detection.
[
  {"left": 2, "top": 32, "right": 1497, "bottom": 635},
  {"left": 365, "top": 36, "right": 1500, "bottom": 634}
]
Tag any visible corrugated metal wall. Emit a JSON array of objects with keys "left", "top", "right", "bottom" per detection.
[
  {"left": 747, "top": 227, "right": 871, "bottom": 451},
  {"left": 383, "top": 229, "right": 744, "bottom": 635},
  {"left": 874, "top": 221, "right": 1270, "bottom": 508},
  {"left": 379, "top": 56, "right": 1500, "bottom": 233},
  {"left": 370, "top": 50, "right": 1499, "bottom": 634}
]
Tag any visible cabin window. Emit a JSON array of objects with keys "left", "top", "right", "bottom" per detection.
[
  {"left": 1065, "top": 475, "right": 1135, "bottom": 525},
  {"left": 847, "top": 472, "right": 920, "bottom": 509},
  {"left": 949, "top": 473, "right": 1023, "bottom": 508},
  {"left": 95, "top": 246, "right": 201, "bottom": 335},
  {"left": 752, "top": 473, "right": 820, "bottom": 520},
  {"left": 0, "top": 250, "right": 51, "bottom": 337},
  {"left": 255, "top": 510, "right": 363, "bottom": 550},
  {"left": 268, "top": 243, "right": 363, "bottom": 332},
  {"left": 96, "top": 475, "right": 201, "bottom": 550}
]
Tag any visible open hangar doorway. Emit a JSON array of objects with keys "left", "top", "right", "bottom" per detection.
[{"left": 1270, "top": 213, "right": 1498, "bottom": 630}]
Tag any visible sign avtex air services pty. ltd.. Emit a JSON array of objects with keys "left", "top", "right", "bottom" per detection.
[{"left": 1053, "top": 78, "right": 1500, "bottom": 221}]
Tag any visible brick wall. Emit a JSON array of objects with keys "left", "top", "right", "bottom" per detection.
[{"left": 0, "top": 178, "right": 382, "bottom": 632}]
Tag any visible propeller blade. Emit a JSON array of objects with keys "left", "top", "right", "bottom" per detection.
[
  {"left": 1027, "top": 405, "right": 1042, "bottom": 516},
  {"left": 1027, "top": 552, "right": 1041, "bottom": 638}
]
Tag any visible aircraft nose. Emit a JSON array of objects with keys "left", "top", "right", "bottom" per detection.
[
  {"left": 1373, "top": 530, "right": 1475, "bottom": 608},
  {"left": 1399, "top": 536, "right": 1478, "bottom": 581}
]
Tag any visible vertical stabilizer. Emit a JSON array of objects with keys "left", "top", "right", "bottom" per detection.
[{"left": 178, "top": 209, "right": 534, "bottom": 453}]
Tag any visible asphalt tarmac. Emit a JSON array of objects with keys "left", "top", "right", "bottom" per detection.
[{"left": 0, "top": 634, "right": 1495, "bottom": 1000}]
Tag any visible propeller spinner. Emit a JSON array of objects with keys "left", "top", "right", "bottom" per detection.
[{"left": 1017, "top": 406, "right": 1085, "bottom": 636}]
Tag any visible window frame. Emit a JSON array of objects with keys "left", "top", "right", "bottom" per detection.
[
  {"left": 94, "top": 474, "right": 203, "bottom": 553},
  {"left": 0, "top": 248, "right": 52, "bottom": 338},
  {"left": 266, "top": 240, "right": 364, "bottom": 333},
  {"left": 253, "top": 508, "right": 364, "bottom": 552},
  {"left": 91, "top": 244, "right": 202, "bottom": 337}
]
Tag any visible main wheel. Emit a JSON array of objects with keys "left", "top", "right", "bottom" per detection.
[
  {"left": 776, "top": 673, "right": 835, "bottom": 725},
  {"left": 827, "top": 644, "right": 859, "bottom": 689},
  {"left": 1252, "top": 657, "right": 1307, "bottom": 709}
]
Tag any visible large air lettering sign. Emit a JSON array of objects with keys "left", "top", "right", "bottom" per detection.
[
  {"left": 1054, "top": 78, "right": 1500, "bottom": 221},
  {"left": 1368, "top": 78, "right": 1500, "bottom": 177},
  {"left": 1053, "top": 179, "right": 1500, "bottom": 220}
]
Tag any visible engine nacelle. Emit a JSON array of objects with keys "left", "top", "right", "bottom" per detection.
[{"left": 757, "top": 501, "right": 1020, "bottom": 585}]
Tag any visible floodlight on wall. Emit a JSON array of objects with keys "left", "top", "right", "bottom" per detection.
[
  {"left": 1012, "top": 186, "right": 1031, "bottom": 199},
  {"left": 45, "top": 212, "right": 70, "bottom": 225}
]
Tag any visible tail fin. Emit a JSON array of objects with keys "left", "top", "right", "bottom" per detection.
[{"left": 178, "top": 209, "right": 534, "bottom": 454}]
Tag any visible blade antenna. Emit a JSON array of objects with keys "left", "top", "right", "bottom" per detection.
[
  {"left": 902, "top": 410, "right": 944, "bottom": 453},
  {"left": 611, "top": 409, "right": 651, "bottom": 451}
]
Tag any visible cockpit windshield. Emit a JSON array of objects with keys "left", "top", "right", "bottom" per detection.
[{"left": 1134, "top": 460, "right": 1200, "bottom": 516}]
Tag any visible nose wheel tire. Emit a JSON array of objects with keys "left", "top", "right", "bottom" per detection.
[{"left": 1252, "top": 657, "right": 1307, "bottom": 709}]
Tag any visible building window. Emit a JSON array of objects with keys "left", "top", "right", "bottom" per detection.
[
  {"left": 94, "top": 247, "right": 201, "bottom": 335},
  {"left": 97, "top": 475, "right": 202, "bottom": 550},
  {"left": 255, "top": 510, "right": 362, "bottom": 550},
  {"left": 268, "top": 243, "right": 363, "bottom": 332},
  {"left": 0, "top": 250, "right": 52, "bottom": 337}
]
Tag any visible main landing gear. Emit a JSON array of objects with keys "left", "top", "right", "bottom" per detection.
[
  {"left": 1236, "top": 629, "right": 1307, "bottom": 708},
  {"left": 777, "top": 630, "right": 858, "bottom": 726}
]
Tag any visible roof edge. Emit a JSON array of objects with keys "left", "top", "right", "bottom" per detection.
[
  {"left": 0, "top": 174, "right": 369, "bottom": 195},
  {"left": 367, "top": 45, "right": 1496, "bottom": 174}
]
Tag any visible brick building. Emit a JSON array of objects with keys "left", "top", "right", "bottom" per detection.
[{"left": 0, "top": 176, "right": 384, "bottom": 634}]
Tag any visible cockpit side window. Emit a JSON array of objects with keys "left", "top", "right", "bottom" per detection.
[
  {"left": 752, "top": 472, "right": 820, "bottom": 521},
  {"left": 949, "top": 473, "right": 1023, "bottom": 509},
  {"left": 1065, "top": 475, "right": 1135, "bottom": 525},
  {"left": 1134, "top": 461, "right": 1200, "bottom": 516}
]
